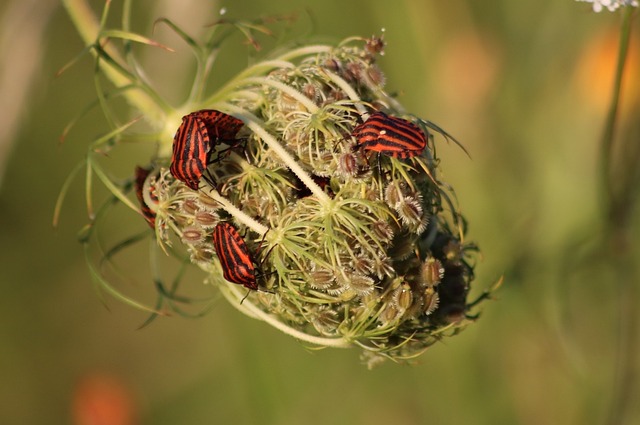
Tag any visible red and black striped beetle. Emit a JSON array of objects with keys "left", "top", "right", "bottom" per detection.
[
  {"left": 351, "top": 111, "right": 427, "bottom": 159},
  {"left": 212, "top": 222, "right": 259, "bottom": 291},
  {"left": 170, "top": 110, "right": 244, "bottom": 190}
]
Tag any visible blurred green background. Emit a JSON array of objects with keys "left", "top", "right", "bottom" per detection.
[{"left": 1, "top": 0, "right": 639, "bottom": 424}]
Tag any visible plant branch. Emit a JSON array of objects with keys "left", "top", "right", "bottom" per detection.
[
  {"left": 62, "top": 0, "right": 165, "bottom": 123},
  {"left": 219, "top": 283, "right": 352, "bottom": 348}
]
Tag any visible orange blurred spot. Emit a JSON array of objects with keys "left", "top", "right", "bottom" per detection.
[
  {"left": 435, "top": 31, "right": 502, "bottom": 112},
  {"left": 575, "top": 26, "right": 640, "bottom": 111},
  {"left": 72, "top": 372, "right": 138, "bottom": 425}
]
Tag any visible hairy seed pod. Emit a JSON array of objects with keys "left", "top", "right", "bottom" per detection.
[
  {"left": 348, "top": 274, "right": 375, "bottom": 297},
  {"left": 393, "top": 282, "right": 414, "bottom": 311},
  {"left": 181, "top": 226, "right": 205, "bottom": 244},
  {"left": 195, "top": 210, "right": 219, "bottom": 228},
  {"left": 423, "top": 286, "right": 440, "bottom": 316},
  {"left": 421, "top": 257, "right": 444, "bottom": 287}
]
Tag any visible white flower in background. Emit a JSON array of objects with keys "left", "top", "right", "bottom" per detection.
[{"left": 576, "top": 0, "right": 639, "bottom": 12}]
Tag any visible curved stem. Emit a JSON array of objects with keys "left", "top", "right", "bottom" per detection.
[
  {"left": 200, "top": 184, "right": 269, "bottom": 236},
  {"left": 219, "top": 283, "right": 352, "bottom": 348},
  {"left": 202, "top": 60, "right": 297, "bottom": 105},
  {"left": 241, "top": 77, "right": 319, "bottom": 113},
  {"left": 600, "top": 7, "right": 633, "bottom": 210},
  {"left": 274, "top": 44, "right": 333, "bottom": 61},
  {"left": 320, "top": 69, "right": 369, "bottom": 119},
  {"left": 203, "top": 45, "right": 334, "bottom": 106},
  {"left": 218, "top": 103, "right": 332, "bottom": 205},
  {"left": 600, "top": 8, "right": 638, "bottom": 425}
]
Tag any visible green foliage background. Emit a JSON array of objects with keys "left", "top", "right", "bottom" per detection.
[{"left": 1, "top": 0, "right": 639, "bottom": 424}]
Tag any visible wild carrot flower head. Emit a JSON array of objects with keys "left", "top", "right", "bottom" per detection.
[{"left": 58, "top": 5, "right": 497, "bottom": 367}]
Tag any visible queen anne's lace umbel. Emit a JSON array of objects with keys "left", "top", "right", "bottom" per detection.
[{"left": 60, "top": 5, "right": 498, "bottom": 366}]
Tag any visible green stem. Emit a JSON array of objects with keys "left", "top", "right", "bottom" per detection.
[
  {"left": 219, "top": 283, "right": 352, "bottom": 348},
  {"left": 218, "top": 103, "right": 332, "bottom": 204},
  {"left": 202, "top": 60, "right": 297, "bottom": 105},
  {"left": 320, "top": 69, "right": 369, "bottom": 118},
  {"left": 600, "top": 8, "right": 638, "bottom": 425},
  {"left": 275, "top": 44, "right": 333, "bottom": 61},
  {"left": 200, "top": 184, "right": 269, "bottom": 236},
  {"left": 202, "top": 45, "right": 333, "bottom": 106},
  {"left": 605, "top": 226, "right": 638, "bottom": 425},
  {"left": 600, "top": 7, "right": 633, "bottom": 209},
  {"left": 241, "top": 77, "right": 320, "bottom": 113}
]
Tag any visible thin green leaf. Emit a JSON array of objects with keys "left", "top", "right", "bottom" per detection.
[
  {"left": 152, "top": 17, "right": 213, "bottom": 104},
  {"left": 225, "top": 21, "right": 268, "bottom": 51},
  {"left": 85, "top": 156, "right": 94, "bottom": 219},
  {"left": 168, "top": 301, "right": 216, "bottom": 319},
  {"left": 84, "top": 242, "right": 162, "bottom": 314},
  {"left": 92, "top": 43, "right": 138, "bottom": 87},
  {"left": 55, "top": 45, "right": 93, "bottom": 78},
  {"left": 100, "top": 231, "right": 150, "bottom": 268},
  {"left": 53, "top": 160, "right": 86, "bottom": 228},
  {"left": 93, "top": 55, "right": 119, "bottom": 131},
  {"left": 101, "top": 29, "right": 175, "bottom": 52},
  {"left": 234, "top": 21, "right": 275, "bottom": 37},
  {"left": 59, "top": 84, "right": 137, "bottom": 144},
  {"left": 80, "top": 195, "right": 165, "bottom": 316},
  {"left": 96, "top": 228, "right": 149, "bottom": 292},
  {"left": 77, "top": 223, "right": 93, "bottom": 244},
  {"left": 92, "top": 43, "right": 172, "bottom": 113},
  {"left": 98, "top": 0, "right": 112, "bottom": 30},
  {"left": 141, "top": 252, "right": 215, "bottom": 327},
  {"left": 137, "top": 280, "right": 166, "bottom": 329},
  {"left": 153, "top": 18, "right": 199, "bottom": 53},
  {"left": 159, "top": 262, "right": 217, "bottom": 317},
  {"left": 90, "top": 115, "right": 142, "bottom": 152},
  {"left": 90, "top": 161, "right": 139, "bottom": 213},
  {"left": 419, "top": 118, "right": 470, "bottom": 158},
  {"left": 122, "top": 0, "right": 133, "bottom": 33}
]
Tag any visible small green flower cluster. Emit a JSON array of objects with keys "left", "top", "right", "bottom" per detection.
[{"left": 133, "top": 35, "right": 484, "bottom": 365}]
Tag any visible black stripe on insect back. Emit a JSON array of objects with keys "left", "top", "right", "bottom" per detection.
[
  {"left": 170, "top": 114, "right": 208, "bottom": 190},
  {"left": 364, "top": 114, "right": 424, "bottom": 149},
  {"left": 185, "top": 116, "right": 207, "bottom": 182},
  {"left": 170, "top": 110, "right": 244, "bottom": 190},
  {"left": 352, "top": 111, "right": 427, "bottom": 159},
  {"left": 212, "top": 222, "right": 258, "bottom": 290}
]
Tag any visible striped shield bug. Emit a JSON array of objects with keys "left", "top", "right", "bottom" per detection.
[
  {"left": 170, "top": 110, "right": 244, "bottom": 190},
  {"left": 352, "top": 111, "right": 427, "bottom": 159},
  {"left": 212, "top": 222, "right": 260, "bottom": 291},
  {"left": 134, "top": 166, "right": 158, "bottom": 228}
]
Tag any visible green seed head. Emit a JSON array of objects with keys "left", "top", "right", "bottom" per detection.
[{"left": 66, "top": 15, "right": 494, "bottom": 366}]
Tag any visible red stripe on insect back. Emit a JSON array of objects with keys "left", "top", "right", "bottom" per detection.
[
  {"left": 212, "top": 222, "right": 258, "bottom": 290},
  {"left": 170, "top": 114, "right": 208, "bottom": 189},
  {"left": 352, "top": 111, "right": 426, "bottom": 159},
  {"left": 134, "top": 166, "right": 157, "bottom": 228},
  {"left": 170, "top": 110, "right": 244, "bottom": 190}
]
